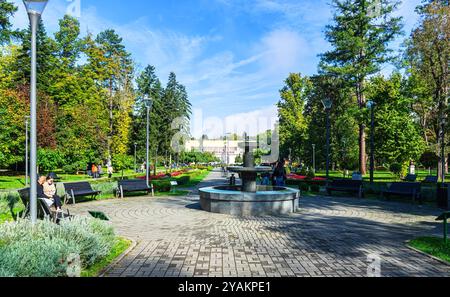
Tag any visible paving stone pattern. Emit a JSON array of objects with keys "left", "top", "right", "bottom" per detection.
[{"left": 67, "top": 170, "right": 450, "bottom": 277}]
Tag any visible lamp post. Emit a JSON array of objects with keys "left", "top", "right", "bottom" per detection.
[
  {"left": 322, "top": 98, "right": 332, "bottom": 181},
  {"left": 134, "top": 143, "right": 137, "bottom": 173},
  {"left": 23, "top": 0, "right": 48, "bottom": 224},
  {"left": 25, "top": 116, "right": 30, "bottom": 187},
  {"left": 144, "top": 97, "right": 153, "bottom": 187},
  {"left": 440, "top": 117, "right": 446, "bottom": 184},
  {"left": 312, "top": 144, "right": 316, "bottom": 173},
  {"left": 367, "top": 101, "right": 376, "bottom": 184}
]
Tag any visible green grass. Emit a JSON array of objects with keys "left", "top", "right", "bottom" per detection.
[
  {"left": 408, "top": 237, "right": 450, "bottom": 263},
  {"left": 81, "top": 237, "right": 132, "bottom": 277},
  {"left": 313, "top": 170, "right": 449, "bottom": 183},
  {"left": 182, "top": 169, "right": 211, "bottom": 188}
]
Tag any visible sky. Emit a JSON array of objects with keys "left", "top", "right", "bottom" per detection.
[{"left": 11, "top": 0, "right": 423, "bottom": 138}]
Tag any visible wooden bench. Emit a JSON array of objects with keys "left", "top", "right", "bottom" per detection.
[
  {"left": 116, "top": 179, "right": 154, "bottom": 198},
  {"left": 326, "top": 179, "right": 364, "bottom": 198},
  {"left": 63, "top": 182, "right": 101, "bottom": 205},
  {"left": 381, "top": 182, "right": 421, "bottom": 203},
  {"left": 423, "top": 176, "right": 438, "bottom": 183}
]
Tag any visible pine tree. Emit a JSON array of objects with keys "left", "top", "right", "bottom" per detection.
[
  {"left": 0, "top": 0, "right": 18, "bottom": 45},
  {"left": 319, "top": 0, "right": 403, "bottom": 174}
]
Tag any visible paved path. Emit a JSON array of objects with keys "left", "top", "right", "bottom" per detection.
[{"left": 67, "top": 170, "right": 450, "bottom": 277}]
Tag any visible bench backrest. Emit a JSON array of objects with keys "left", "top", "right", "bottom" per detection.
[
  {"left": 404, "top": 174, "right": 417, "bottom": 182},
  {"left": 424, "top": 176, "right": 438, "bottom": 183},
  {"left": 118, "top": 179, "right": 150, "bottom": 189},
  {"left": 64, "top": 182, "right": 94, "bottom": 193},
  {"left": 389, "top": 182, "right": 421, "bottom": 193},
  {"left": 18, "top": 188, "right": 30, "bottom": 206},
  {"left": 330, "top": 179, "right": 362, "bottom": 188}
]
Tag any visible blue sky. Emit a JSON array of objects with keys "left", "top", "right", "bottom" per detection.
[{"left": 12, "top": 0, "right": 422, "bottom": 138}]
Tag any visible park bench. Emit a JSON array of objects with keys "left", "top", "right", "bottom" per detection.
[
  {"left": 423, "top": 176, "right": 438, "bottom": 183},
  {"left": 18, "top": 188, "right": 72, "bottom": 222},
  {"left": 403, "top": 174, "right": 417, "bottom": 182},
  {"left": 381, "top": 182, "right": 421, "bottom": 203},
  {"left": 38, "top": 198, "right": 72, "bottom": 224},
  {"left": 326, "top": 179, "right": 364, "bottom": 198},
  {"left": 63, "top": 182, "right": 101, "bottom": 205},
  {"left": 116, "top": 179, "right": 154, "bottom": 199}
]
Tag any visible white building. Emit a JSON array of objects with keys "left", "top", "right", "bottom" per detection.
[{"left": 184, "top": 139, "right": 244, "bottom": 165}]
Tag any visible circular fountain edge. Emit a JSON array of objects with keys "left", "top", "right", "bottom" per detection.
[{"left": 199, "top": 186, "right": 300, "bottom": 216}]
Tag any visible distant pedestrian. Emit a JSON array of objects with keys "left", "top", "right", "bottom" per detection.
[
  {"left": 273, "top": 161, "right": 287, "bottom": 187},
  {"left": 98, "top": 164, "right": 103, "bottom": 177},
  {"left": 107, "top": 165, "right": 113, "bottom": 179},
  {"left": 92, "top": 164, "right": 98, "bottom": 179}
]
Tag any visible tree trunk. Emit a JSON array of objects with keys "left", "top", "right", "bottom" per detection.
[{"left": 357, "top": 80, "right": 367, "bottom": 175}]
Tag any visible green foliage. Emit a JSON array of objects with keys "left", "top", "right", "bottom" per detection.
[
  {"left": 310, "top": 184, "right": 321, "bottom": 193},
  {"left": 37, "top": 148, "right": 65, "bottom": 172},
  {"left": 0, "top": 218, "right": 115, "bottom": 277},
  {"left": 278, "top": 73, "right": 311, "bottom": 160},
  {"left": 408, "top": 237, "right": 450, "bottom": 264},
  {"left": 179, "top": 151, "right": 219, "bottom": 164},
  {"left": 419, "top": 151, "right": 440, "bottom": 169},
  {"left": 389, "top": 163, "right": 404, "bottom": 178}
]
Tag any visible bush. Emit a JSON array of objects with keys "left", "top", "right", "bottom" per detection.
[
  {"left": 175, "top": 176, "right": 190, "bottom": 186},
  {"left": 0, "top": 217, "right": 115, "bottom": 277},
  {"left": 310, "top": 184, "right": 320, "bottom": 193},
  {"left": 299, "top": 183, "right": 310, "bottom": 192},
  {"left": 389, "top": 163, "right": 403, "bottom": 178},
  {"left": 306, "top": 170, "right": 316, "bottom": 180},
  {"left": 152, "top": 180, "right": 171, "bottom": 192}
]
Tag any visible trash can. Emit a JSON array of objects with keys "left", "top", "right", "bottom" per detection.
[{"left": 437, "top": 183, "right": 449, "bottom": 210}]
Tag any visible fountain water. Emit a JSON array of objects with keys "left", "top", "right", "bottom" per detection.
[{"left": 199, "top": 135, "right": 300, "bottom": 216}]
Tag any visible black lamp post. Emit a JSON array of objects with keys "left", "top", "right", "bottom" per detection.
[
  {"left": 367, "top": 101, "right": 376, "bottom": 184},
  {"left": 322, "top": 98, "right": 332, "bottom": 181}
]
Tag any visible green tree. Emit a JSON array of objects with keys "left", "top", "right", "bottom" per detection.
[
  {"left": 405, "top": 1, "right": 449, "bottom": 178},
  {"left": 0, "top": 0, "right": 19, "bottom": 45},
  {"left": 367, "top": 74, "right": 426, "bottom": 166},
  {"left": 277, "top": 73, "right": 311, "bottom": 161},
  {"left": 319, "top": 0, "right": 403, "bottom": 174}
]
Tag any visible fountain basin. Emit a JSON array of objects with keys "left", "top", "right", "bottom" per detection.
[{"left": 199, "top": 185, "right": 300, "bottom": 216}]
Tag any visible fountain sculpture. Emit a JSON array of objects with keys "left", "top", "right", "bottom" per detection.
[{"left": 199, "top": 135, "right": 300, "bottom": 216}]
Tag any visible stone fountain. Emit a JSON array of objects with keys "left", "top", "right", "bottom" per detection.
[{"left": 199, "top": 136, "right": 300, "bottom": 216}]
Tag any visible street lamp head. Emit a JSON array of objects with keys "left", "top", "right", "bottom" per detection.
[
  {"left": 143, "top": 96, "right": 153, "bottom": 109},
  {"left": 23, "top": 0, "right": 48, "bottom": 15},
  {"left": 321, "top": 98, "right": 333, "bottom": 110}
]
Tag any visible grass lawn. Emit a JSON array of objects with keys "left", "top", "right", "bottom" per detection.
[
  {"left": 314, "top": 170, "right": 449, "bottom": 183},
  {"left": 81, "top": 237, "right": 132, "bottom": 277},
  {"left": 408, "top": 237, "right": 450, "bottom": 263}
]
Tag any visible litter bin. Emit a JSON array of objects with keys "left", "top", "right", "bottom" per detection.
[{"left": 437, "top": 183, "right": 449, "bottom": 210}]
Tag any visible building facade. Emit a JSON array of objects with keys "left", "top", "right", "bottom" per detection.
[{"left": 184, "top": 139, "right": 244, "bottom": 165}]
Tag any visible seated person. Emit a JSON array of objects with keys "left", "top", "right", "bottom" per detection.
[{"left": 41, "top": 175, "right": 63, "bottom": 212}]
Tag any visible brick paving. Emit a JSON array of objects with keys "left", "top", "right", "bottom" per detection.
[{"left": 67, "top": 170, "right": 450, "bottom": 277}]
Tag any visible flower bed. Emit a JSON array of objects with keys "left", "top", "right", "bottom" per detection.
[{"left": 287, "top": 174, "right": 327, "bottom": 181}]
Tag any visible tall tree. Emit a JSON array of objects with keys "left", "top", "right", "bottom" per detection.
[
  {"left": 406, "top": 1, "right": 449, "bottom": 177},
  {"left": 319, "top": 0, "right": 403, "bottom": 174},
  {"left": 277, "top": 73, "right": 311, "bottom": 161},
  {"left": 0, "top": 0, "right": 18, "bottom": 45}
]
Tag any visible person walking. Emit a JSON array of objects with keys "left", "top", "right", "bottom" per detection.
[
  {"left": 107, "top": 164, "right": 113, "bottom": 179},
  {"left": 92, "top": 164, "right": 98, "bottom": 179}
]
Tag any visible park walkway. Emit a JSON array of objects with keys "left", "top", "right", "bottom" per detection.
[{"left": 67, "top": 170, "right": 450, "bottom": 277}]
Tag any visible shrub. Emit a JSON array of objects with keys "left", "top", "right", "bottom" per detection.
[
  {"left": 175, "top": 176, "right": 190, "bottom": 186},
  {"left": 306, "top": 170, "right": 316, "bottom": 180},
  {"left": 299, "top": 183, "right": 310, "bottom": 192},
  {"left": 0, "top": 217, "right": 115, "bottom": 277},
  {"left": 152, "top": 180, "right": 171, "bottom": 192},
  {"left": 310, "top": 184, "right": 320, "bottom": 193},
  {"left": 389, "top": 163, "right": 403, "bottom": 178},
  {"left": 299, "top": 168, "right": 308, "bottom": 176}
]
